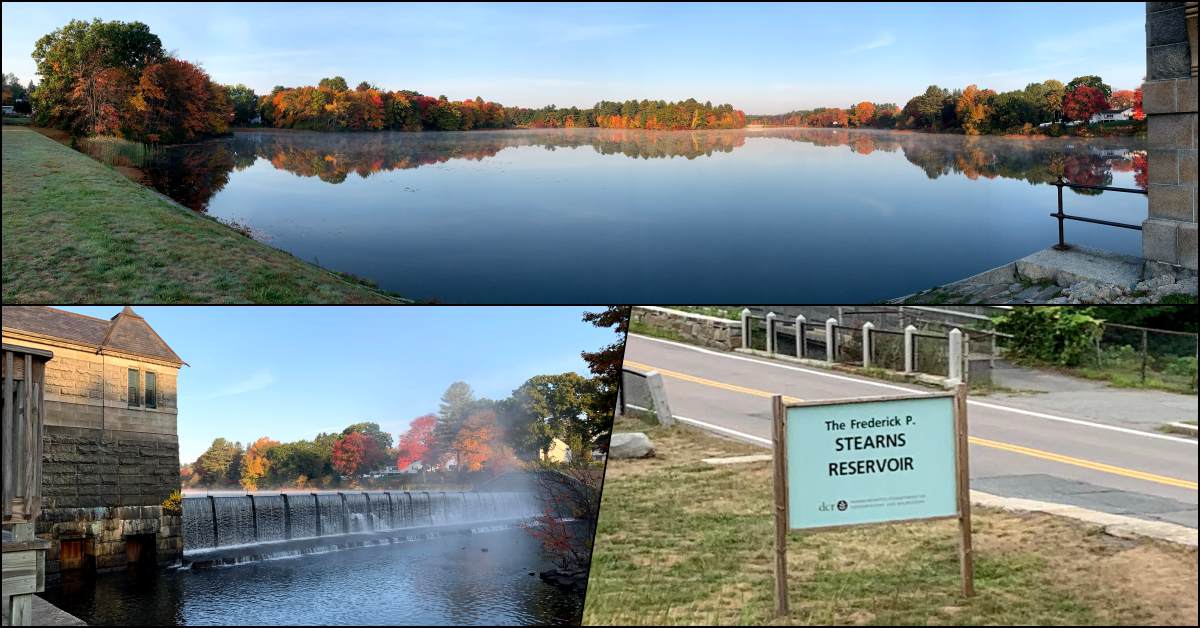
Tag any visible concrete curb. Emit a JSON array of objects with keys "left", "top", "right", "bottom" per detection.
[{"left": 970, "top": 489, "right": 1198, "bottom": 547}]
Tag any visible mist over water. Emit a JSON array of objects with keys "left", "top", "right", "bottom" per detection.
[
  {"left": 40, "top": 526, "right": 579, "bottom": 626},
  {"left": 181, "top": 491, "right": 540, "bottom": 553}
]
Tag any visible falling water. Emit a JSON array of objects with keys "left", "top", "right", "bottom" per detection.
[
  {"left": 252, "top": 495, "right": 287, "bottom": 543},
  {"left": 181, "top": 497, "right": 215, "bottom": 549},
  {"left": 214, "top": 497, "right": 256, "bottom": 546},
  {"left": 182, "top": 491, "right": 539, "bottom": 553}
]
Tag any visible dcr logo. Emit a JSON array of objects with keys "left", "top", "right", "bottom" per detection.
[{"left": 818, "top": 500, "right": 849, "bottom": 512}]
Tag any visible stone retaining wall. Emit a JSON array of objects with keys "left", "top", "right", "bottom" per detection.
[
  {"left": 36, "top": 427, "right": 182, "bottom": 579},
  {"left": 631, "top": 306, "right": 741, "bottom": 350}
]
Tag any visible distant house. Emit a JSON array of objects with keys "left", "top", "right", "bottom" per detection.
[
  {"left": 2, "top": 105, "right": 13, "bottom": 115},
  {"left": 541, "top": 438, "right": 573, "bottom": 464},
  {"left": 1090, "top": 107, "right": 1134, "bottom": 123}
]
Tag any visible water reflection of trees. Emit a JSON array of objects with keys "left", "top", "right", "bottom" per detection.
[
  {"left": 143, "top": 129, "right": 748, "bottom": 211},
  {"left": 140, "top": 127, "right": 1144, "bottom": 213},
  {"left": 757, "top": 128, "right": 1145, "bottom": 195}
]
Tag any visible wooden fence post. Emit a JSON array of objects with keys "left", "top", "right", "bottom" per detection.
[
  {"left": 772, "top": 395, "right": 790, "bottom": 617},
  {"left": 954, "top": 382, "right": 975, "bottom": 597}
]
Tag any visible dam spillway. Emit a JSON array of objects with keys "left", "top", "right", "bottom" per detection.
[{"left": 181, "top": 491, "right": 538, "bottom": 553}]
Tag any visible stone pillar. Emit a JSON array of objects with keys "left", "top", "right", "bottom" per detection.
[
  {"left": 825, "top": 318, "right": 837, "bottom": 364},
  {"left": 644, "top": 371, "right": 675, "bottom": 427},
  {"left": 904, "top": 325, "right": 917, "bottom": 374},
  {"left": 948, "top": 329, "right": 963, "bottom": 383},
  {"left": 740, "top": 309, "right": 751, "bottom": 349},
  {"left": 1142, "top": 2, "right": 1198, "bottom": 270}
]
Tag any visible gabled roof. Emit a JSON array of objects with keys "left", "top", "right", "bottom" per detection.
[{"left": 1, "top": 306, "right": 184, "bottom": 366}]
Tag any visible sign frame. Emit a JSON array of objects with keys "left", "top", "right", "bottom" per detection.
[{"left": 771, "top": 384, "right": 974, "bottom": 617}]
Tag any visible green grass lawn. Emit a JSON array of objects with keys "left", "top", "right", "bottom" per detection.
[
  {"left": 2, "top": 126, "right": 401, "bottom": 303},
  {"left": 584, "top": 416, "right": 1198, "bottom": 625}
]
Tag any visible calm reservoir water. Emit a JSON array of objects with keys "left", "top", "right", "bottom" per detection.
[
  {"left": 39, "top": 526, "right": 580, "bottom": 625},
  {"left": 91, "top": 128, "right": 1146, "bottom": 302}
]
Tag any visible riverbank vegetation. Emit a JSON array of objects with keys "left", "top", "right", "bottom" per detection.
[
  {"left": 1, "top": 126, "right": 397, "bottom": 303},
  {"left": 583, "top": 415, "right": 1198, "bottom": 625},
  {"left": 183, "top": 308, "right": 626, "bottom": 491},
  {"left": 994, "top": 306, "right": 1197, "bottom": 394},
  {"left": 749, "top": 76, "right": 1144, "bottom": 137}
]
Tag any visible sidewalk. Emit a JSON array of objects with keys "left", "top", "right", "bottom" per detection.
[{"left": 987, "top": 362, "right": 1198, "bottom": 432}]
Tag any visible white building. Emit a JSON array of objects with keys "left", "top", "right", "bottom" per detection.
[{"left": 1090, "top": 107, "right": 1134, "bottom": 123}]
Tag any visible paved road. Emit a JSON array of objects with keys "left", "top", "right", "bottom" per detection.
[{"left": 624, "top": 334, "right": 1199, "bottom": 528}]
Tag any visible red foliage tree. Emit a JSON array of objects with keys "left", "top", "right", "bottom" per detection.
[
  {"left": 1063, "top": 85, "right": 1108, "bottom": 123},
  {"left": 332, "top": 431, "right": 366, "bottom": 477},
  {"left": 1133, "top": 152, "right": 1148, "bottom": 189},
  {"left": 1132, "top": 87, "right": 1145, "bottom": 121},
  {"left": 395, "top": 414, "right": 437, "bottom": 470}
]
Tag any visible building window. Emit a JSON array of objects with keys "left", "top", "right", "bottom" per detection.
[
  {"left": 145, "top": 372, "right": 157, "bottom": 409},
  {"left": 128, "top": 369, "right": 140, "bottom": 407}
]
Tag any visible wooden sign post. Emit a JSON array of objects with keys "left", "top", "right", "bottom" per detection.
[{"left": 772, "top": 383, "right": 974, "bottom": 617}]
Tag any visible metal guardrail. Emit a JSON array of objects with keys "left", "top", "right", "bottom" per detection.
[{"left": 1051, "top": 176, "right": 1146, "bottom": 251}]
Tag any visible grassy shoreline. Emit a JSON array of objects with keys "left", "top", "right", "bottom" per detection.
[
  {"left": 2, "top": 126, "right": 401, "bottom": 303},
  {"left": 583, "top": 416, "right": 1198, "bottom": 625}
]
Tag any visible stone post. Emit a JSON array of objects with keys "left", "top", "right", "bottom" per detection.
[
  {"left": 1142, "top": 2, "right": 1198, "bottom": 270},
  {"left": 795, "top": 315, "right": 806, "bottom": 358},
  {"left": 904, "top": 325, "right": 917, "bottom": 374},
  {"left": 766, "top": 312, "right": 777, "bottom": 355},
  {"left": 948, "top": 328, "right": 963, "bottom": 383},
  {"left": 862, "top": 322, "right": 874, "bottom": 368},
  {"left": 644, "top": 371, "right": 675, "bottom": 427},
  {"left": 825, "top": 318, "right": 837, "bottom": 364},
  {"left": 741, "top": 308, "right": 752, "bottom": 349}
]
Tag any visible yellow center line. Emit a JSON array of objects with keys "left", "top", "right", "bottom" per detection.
[
  {"left": 625, "top": 360, "right": 803, "bottom": 404},
  {"left": 968, "top": 436, "right": 1197, "bottom": 490},
  {"left": 627, "top": 360, "right": 1198, "bottom": 491}
]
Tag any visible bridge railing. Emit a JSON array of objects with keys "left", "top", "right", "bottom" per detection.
[{"left": 740, "top": 310, "right": 969, "bottom": 382}]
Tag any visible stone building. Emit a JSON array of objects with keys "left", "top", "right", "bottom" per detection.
[
  {"left": 1, "top": 306, "right": 185, "bottom": 580},
  {"left": 1143, "top": 2, "right": 1198, "bottom": 270}
]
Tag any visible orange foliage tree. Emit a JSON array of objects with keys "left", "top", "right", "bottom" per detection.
[
  {"left": 239, "top": 436, "right": 280, "bottom": 490},
  {"left": 956, "top": 85, "right": 996, "bottom": 135},
  {"left": 129, "top": 58, "right": 232, "bottom": 143},
  {"left": 851, "top": 101, "right": 876, "bottom": 127},
  {"left": 452, "top": 410, "right": 500, "bottom": 472}
]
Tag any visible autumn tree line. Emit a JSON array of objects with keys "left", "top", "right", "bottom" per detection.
[
  {"left": 748, "top": 76, "right": 1144, "bottom": 136},
  {"left": 181, "top": 308, "right": 627, "bottom": 491},
  {"left": 23, "top": 18, "right": 745, "bottom": 144}
]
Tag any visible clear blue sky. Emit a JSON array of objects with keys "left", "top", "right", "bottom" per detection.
[
  {"left": 2, "top": 2, "right": 1146, "bottom": 114},
  {"left": 56, "top": 306, "right": 618, "bottom": 464}
]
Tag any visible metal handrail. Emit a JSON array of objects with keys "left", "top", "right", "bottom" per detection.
[{"left": 1051, "top": 176, "right": 1146, "bottom": 251}]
